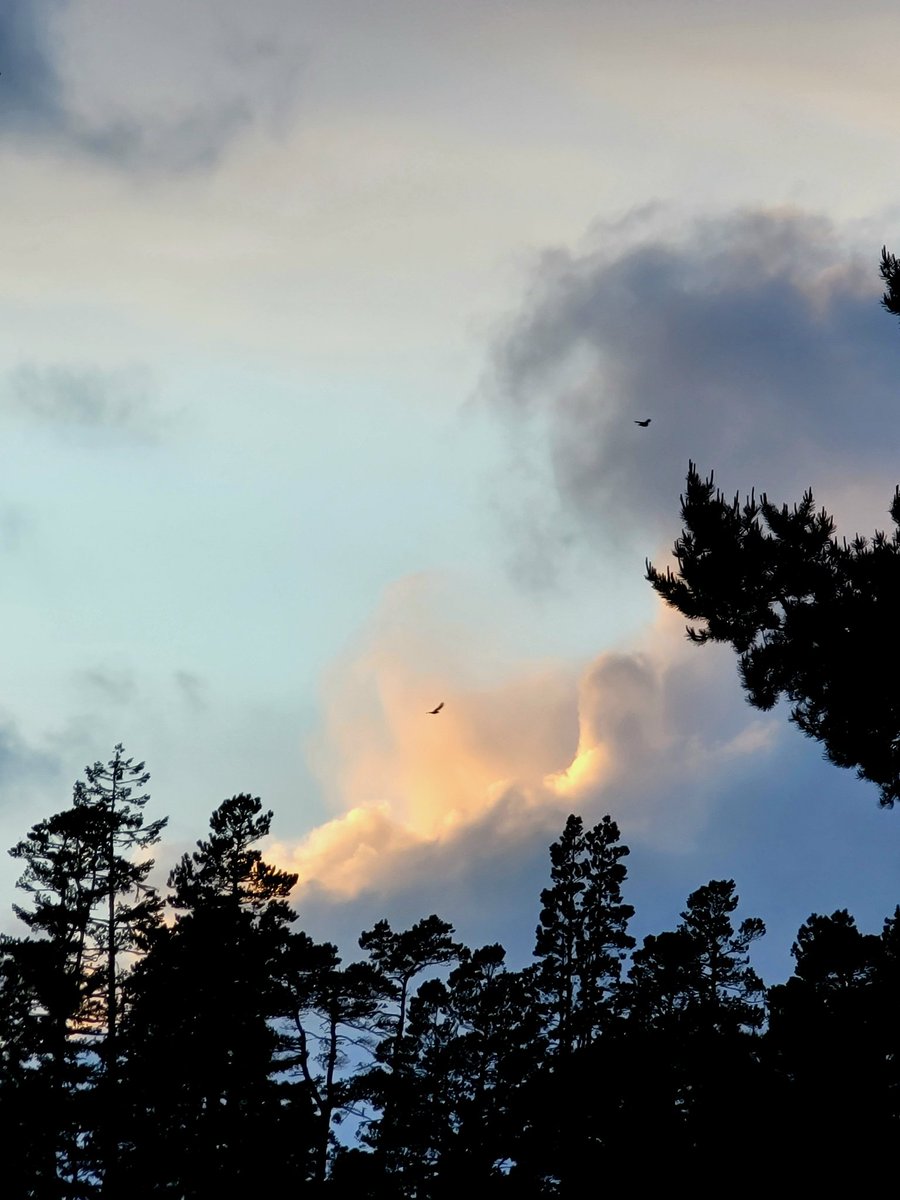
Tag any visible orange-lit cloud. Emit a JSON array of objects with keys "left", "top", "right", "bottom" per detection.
[
  {"left": 271, "top": 577, "right": 779, "bottom": 900},
  {"left": 542, "top": 617, "right": 778, "bottom": 846}
]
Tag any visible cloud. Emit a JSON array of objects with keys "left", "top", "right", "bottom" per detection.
[
  {"left": 76, "top": 667, "right": 138, "bottom": 707},
  {"left": 0, "top": 504, "right": 34, "bottom": 552},
  {"left": 6, "top": 364, "right": 162, "bottom": 439},
  {"left": 0, "top": 717, "right": 66, "bottom": 935},
  {"left": 543, "top": 617, "right": 779, "bottom": 845},
  {"left": 0, "top": 720, "right": 60, "bottom": 805},
  {"left": 270, "top": 579, "right": 779, "bottom": 902},
  {"left": 485, "top": 207, "right": 900, "bottom": 575},
  {"left": 0, "top": 0, "right": 304, "bottom": 174},
  {"left": 174, "top": 671, "right": 207, "bottom": 712},
  {"left": 0, "top": 0, "right": 68, "bottom": 135}
]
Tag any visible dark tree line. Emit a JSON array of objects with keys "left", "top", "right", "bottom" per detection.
[{"left": 2, "top": 749, "right": 899, "bottom": 1195}]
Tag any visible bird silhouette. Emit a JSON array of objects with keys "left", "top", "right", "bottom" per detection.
[
  {"left": 635, "top": 419, "right": 651, "bottom": 427},
  {"left": 428, "top": 702, "right": 444, "bottom": 715}
]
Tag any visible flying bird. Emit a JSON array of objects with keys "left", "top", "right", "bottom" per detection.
[
  {"left": 428, "top": 702, "right": 444, "bottom": 715},
  {"left": 634, "top": 419, "right": 651, "bottom": 427}
]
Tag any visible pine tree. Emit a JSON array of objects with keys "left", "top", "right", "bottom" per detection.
[
  {"left": 357, "top": 915, "right": 462, "bottom": 1185},
  {"left": 8, "top": 744, "right": 166, "bottom": 1192},
  {"left": 533, "top": 814, "right": 634, "bottom": 1056},
  {"left": 10, "top": 747, "right": 165, "bottom": 1047},
  {"left": 623, "top": 880, "right": 766, "bottom": 1172},
  {"left": 119, "top": 793, "right": 311, "bottom": 1194},
  {"left": 499, "top": 816, "right": 635, "bottom": 1194},
  {"left": 438, "top": 947, "right": 543, "bottom": 1192},
  {"left": 767, "top": 910, "right": 888, "bottom": 1167},
  {"left": 646, "top": 459, "right": 900, "bottom": 806},
  {"left": 0, "top": 935, "right": 78, "bottom": 1196},
  {"left": 359, "top": 915, "right": 462, "bottom": 1049},
  {"left": 677, "top": 879, "right": 766, "bottom": 1033},
  {"left": 626, "top": 879, "right": 765, "bottom": 1041},
  {"left": 280, "top": 934, "right": 390, "bottom": 1187}
]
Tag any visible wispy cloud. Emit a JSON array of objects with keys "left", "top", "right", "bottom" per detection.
[
  {"left": 174, "top": 671, "right": 207, "bottom": 712},
  {"left": 75, "top": 668, "right": 138, "bottom": 708},
  {"left": 6, "top": 364, "right": 163, "bottom": 439},
  {"left": 0, "top": 504, "right": 34, "bottom": 553}
]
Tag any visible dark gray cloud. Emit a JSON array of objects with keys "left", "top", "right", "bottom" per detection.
[
  {"left": 0, "top": 0, "right": 303, "bottom": 173},
  {"left": 0, "top": 0, "right": 68, "bottom": 134},
  {"left": 71, "top": 105, "right": 256, "bottom": 176},
  {"left": 7, "top": 364, "right": 161, "bottom": 439},
  {"left": 0, "top": 721, "right": 60, "bottom": 799},
  {"left": 0, "top": 720, "right": 64, "bottom": 901},
  {"left": 0, "top": 722, "right": 70, "bottom": 936},
  {"left": 488, "top": 209, "right": 900, "bottom": 573}
]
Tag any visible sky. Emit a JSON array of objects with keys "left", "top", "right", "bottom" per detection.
[{"left": 2, "top": 0, "right": 900, "bottom": 985}]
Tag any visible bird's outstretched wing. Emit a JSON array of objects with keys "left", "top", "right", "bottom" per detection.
[{"left": 428, "top": 702, "right": 444, "bottom": 714}]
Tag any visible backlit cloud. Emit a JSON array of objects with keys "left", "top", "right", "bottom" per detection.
[{"left": 271, "top": 580, "right": 778, "bottom": 901}]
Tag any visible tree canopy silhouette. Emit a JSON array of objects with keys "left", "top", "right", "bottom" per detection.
[
  {"left": 119, "top": 793, "right": 310, "bottom": 1195},
  {"left": 646, "top": 461, "right": 900, "bottom": 806},
  {"left": 6, "top": 772, "right": 900, "bottom": 1189},
  {"left": 880, "top": 244, "right": 900, "bottom": 320}
]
